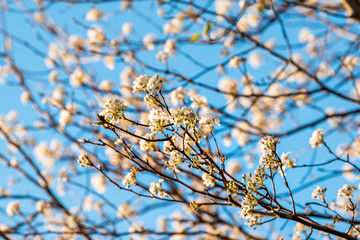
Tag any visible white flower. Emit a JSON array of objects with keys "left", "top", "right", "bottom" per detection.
[
  {"left": 342, "top": 55, "right": 359, "bottom": 71},
  {"left": 33, "top": 12, "right": 44, "bottom": 23},
  {"left": 143, "top": 34, "right": 156, "bottom": 50},
  {"left": 77, "top": 153, "right": 92, "bottom": 167},
  {"left": 70, "top": 68, "right": 90, "bottom": 87},
  {"left": 167, "top": 151, "right": 182, "bottom": 172},
  {"left": 312, "top": 186, "right": 326, "bottom": 200},
  {"left": 259, "top": 136, "right": 280, "bottom": 152},
  {"left": 199, "top": 115, "right": 220, "bottom": 133},
  {"left": 6, "top": 201, "right": 20, "bottom": 217},
  {"left": 164, "top": 39, "right": 176, "bottom": 55},
  {"left": 248, "top": 52, "right": 262, "bottom": 69},
  {"left": 202, "top": 173, "right": 215, "bottom": 187},
  {"left": 146, "top": 74, "right": 167, "bottom": 92},
  {"left": 36, "top": 200, "right": 47, "bottom": 213},
  {"left": 117, "top": 202, "right": 135, "bottom": 218},
  {"left": 215, "top": 0, "right": 232, "bottom": 16},
  {"left": 229, "top": 56, "right": 241, "bottom": 68},
  {"left": 149, "top": 179, "right": 166, "bottom": 198},
  {"left": 280, "top": 152, "right": 296, "bottom": 169},
  {"left": 148, "top": 108, "right": 169, "bottom": 133},
  {"left": 122, "top": 22, "right": 133, "bottom": 35},
  {"left": 99, "top": 97, "right": 128, "bottom": 124},
  {"left": 171, "top": 107, "right": 198, "bottom": 128},
  {"left": 298, "top": 28, "right": 314, "bottom": 43},
  {"left": 337, "top": 184, "right": 357, "bottom": 199},
  {"left": 91, "top": 174, "right": 107, "bottom": 194},
  {"left": 169, "top": 86, "right": 187, "bottom": 106},
  {"left": 68, "top": 35, "right": 85, "bottom": 53},
  {"left": 133, "top": 75, "right": 150, "bottom": 92},
  {"left": 48, "top": 70, "right": 59, "bottom": 84},
  {"left": 309, "top": 129, "right": 323, "bottom": 149},
  {"left": 21, "top": 91, "right": 31, "bottom": 104},
  {"left": 104, "top": 55, "right": 115, "bottom": 70},
  {"left": 87, "top": 26, "right": 105, "bottom": 44},
  {"left": 123, "top": 172, "right": 136, "bottom": 188},
  {"left": 85, "top": 8, "right": 103, "bottom": 21},
  {"left": 139, "top": 133, "right": 156, "bottom": 151},
  {"left": 59, "top": 110, "right": 72, "bottom": 128},
  {"left": 99, "top": 80, "right": 115, "bottom": 92}
]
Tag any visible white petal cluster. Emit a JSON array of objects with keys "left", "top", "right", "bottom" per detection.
[
  {"left": 85, "top": 8, "right": 103, "bottom": 21},
  {"left": 87, "top": 26, "right": 105, "bottom": 45},
  {"left": 70, "top": 68, "right": 90, "bottom": 87},
  {"left": 6, "top": 201, "right": 20, "bottom": 217},
  {"left": 342, "top": 55, "right": 359, "bottom": 71},
  {"left": 122, "top": 22, "right": 133, "bottom": 35},
  {"left": 148, "top": 108, "right": 169, "bottom": 133},
  {"left": 77, "top": 152, "right": 92, "bottom": 167},
  {"left": 117, "top": 202, "right": 135, "bottom": 218},
  {"left": 68, "top": 35, "right": 85, "bottom": 53},
  {"left": 143, "top": 34, "right": 156, "bottom": 50},
  {"left": 167, "top": 151, "right": 182, "bottom": 172},
  {"left": 280, "top": 152, "right": 296, "bottom": 169},
  {"left": 100, "top": 98, "right": 128, "bottom": 124},
  {"left": 337, "top": 184, "right": 357, "bottom": 199},
  {"left": 199, "top": 115, "right": 220, "bottom": 133},
  {"left": 259, "top": 135, "right": 280, "bottom": 153},
  {"left": 309, "top": 129, "right": 323, "bottom": 149},
  {"left": 169, "top": 86, "right": 187, "bottom": 106},
  {"left": 311, "top": 186, "right": 326, "bottom": 200},
  {"left": 149, "top": 179, "right": 166, "bottom": 198},
  {"left": 171, "top": 107, "right": 198, "bottom": 128},
  {"left": 133, "top": 74, "right": 167, "bottom": 92},
  {"left": 139, "top": 133, "right": 156, "bottom": 151},
  {"left": 122, "top": 172, "right": 136, "bottom": 189},
  {"left": 91, "top": 174, "right": 107, "bottom": 194},
  {"left": 202, "top": 173, "right": 215, "bottom": 187}
]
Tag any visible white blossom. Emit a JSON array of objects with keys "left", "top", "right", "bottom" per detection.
[
  {"left": 99, "top": 97, "right": 128, "bottom": 124},
  {"left": 6, "top": 201, "right": 20, "bottom": 217},
  {"left": 337, "top": 184, "right": 357, "bottom": 199},
  {"left": 202, "top": 173, "right": 215, "bottom": 187},
  {"left": 309, "top": 129, "right": 323, "bottom": 149},
  {"left": 312, "top": 186, "right": 326, "bottom": 200},
  {"left": 149, "top": 179, "right": 167, "bottom": 198},
  {"left": 91, "top": 174, "right": 107, "bottom": 194},
  {"left": 85, "top": 8, "right": 103, "bottom": 21}
]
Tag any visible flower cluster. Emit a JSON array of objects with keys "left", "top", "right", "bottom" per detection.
[
  {"left": 149, "top": 179, "right": 167, "bottom": 198},
  {"left": 259, "top": 152, "right": 278, "bottom": 171},
  {"left": 309, "top": 129, "right": 323, "bottom": 149},
  {"left": 77, "top": 153, "right": 92, "bottom": 167},
  {"left": 171, "top": 107, "right": 198, "bottom": 128},
  {"left": 139, "top": 133, "right": 157, "bottom": 151},
  {"left": 337, "top": 184, "right": 357, "bottom": 199},
  {"left": 202, "top": 173, "right": 215, "bottom": 187},
  {"left": 199, "top": 115, "right": 220, "bottom": 133},
  {"left": 240, "top": 194, "right": 258, "bottom": 219},
  {"left": 6, "top": 201, "right": 21, "bottom": 217},
  {"left": 100, "top": 98, "right": 128, "bottom": 124},
  {"left": 227, "top": 181, "right": 239, "bottom": 195},
  {"left": 117, "top": 202, "right": 136, "bottom": 218},
  {"left": 123, "top": 170, "right": 138, "bottom": 189},
  {"left": 311, "top": 186, "right": 326, "bottom": 200},
  {"left": 70, "top": 68, "right": 90, "bottom": 87},
  {"left": 280, "top": 152, "right": 296, "bottom": 169},
  {"left": 133, "top": 74, "right": 167, "bottom": 92},
  {"left": 259, "top": 135, "right": 280, "bottom": 152},
  {"left": 167, "top": 151, "right": 182, "bottom": 172},
  {"left": 148, "top": 108, "right": 169, "bottom": 132}
]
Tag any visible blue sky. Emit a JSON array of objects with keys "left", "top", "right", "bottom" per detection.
[{"left": 0, "top": 0, "right": 359, "bottom": 239}]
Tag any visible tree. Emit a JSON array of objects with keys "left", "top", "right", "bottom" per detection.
[{"left": 0, "top": 0, "right": 360, "bottom": 239}]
